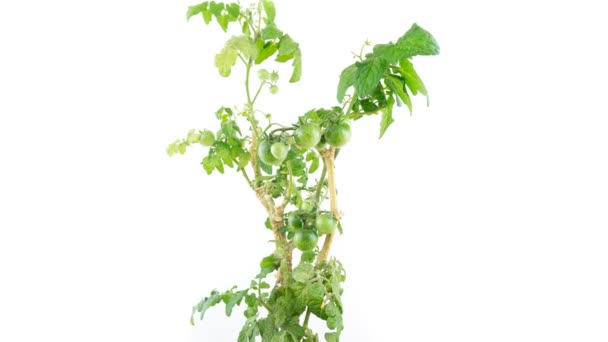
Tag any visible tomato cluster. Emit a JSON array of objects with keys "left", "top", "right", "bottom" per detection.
[{"left": 285, "top": 210, "right": 338, "bottom": 251}]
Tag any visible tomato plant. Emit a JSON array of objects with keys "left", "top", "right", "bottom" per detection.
[{"left": 168, "top": 1, "right": 439, "bottom": 340}]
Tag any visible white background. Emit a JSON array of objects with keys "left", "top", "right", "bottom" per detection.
[{"left": 1, "top": 0, "right": 607, "bottom": 341}]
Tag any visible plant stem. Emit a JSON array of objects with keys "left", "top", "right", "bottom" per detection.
[
  {"left": 317, "top": 147, "right": 339, "bottom": 263},
  {"left": 302, "top": 307, "right": 312, "bottom": 330},
  {"left": 313, "top": 163, "right": 327, "bottom": 207}
]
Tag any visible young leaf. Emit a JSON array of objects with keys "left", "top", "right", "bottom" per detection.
[
  {"left": 379, "top": 95, "right": 396, "bottom": 138},
  {"left": 354, "top": 57, "right": 389, "bottom": 98},
  {"left": 336, "top": 64, "right": 357, "bottom": 103},
  {"left": 289, "top": 48, "right": 302, "bottom": 83},
  {"left": 395, "top": 23, "right": 440, "bottom": 58},
  {"left": 215, "top": 47, "right": 238, "bottom": 77},
  {"left": 262, "top": 0, "right": 276, "bottom": 23},
  {"left": 187, "top": 2, "right": 208, "bottom": 21},
  {"left": 227, "top": 35, "right": 258, "bottom": 59},
  {"left": 278, "top": 35, "right": 299, "bottom": 57}
]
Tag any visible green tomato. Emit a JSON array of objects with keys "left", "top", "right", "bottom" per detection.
[
  {"left": 199, "top": 130, "right": 215, "bottom": 146},
  {"left": 300, "top": 200, "right": 314, "bottom": 212},
  {"left": 324, "top": 122, "right": 352, "bottom": 147},
  {"left": 257, "top": 139, "right": 279, "bottom": 165},
  {"left": 294, "top": 124, "right": 322, "bottom": 149},
  {"left": 287, "top": 212, "right": 303, "bottom": 230},
  {"left": 269, "top": 85, "right": 279, "bottom": 94},
  {"left": 257, "top": 69, "right": 270, "bottom": 80},
  {"left": 294, "top": 230, "right": 318, "bottom": 252},
  {"left": 315, "top": 213, "right": 337, "bottom": 235},
  {"left": 270, "top": 142, "right": 289, "bottom": 161}
]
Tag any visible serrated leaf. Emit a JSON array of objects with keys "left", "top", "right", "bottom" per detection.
[
  {"left": 227, "top": 35, "right": 258, "bottom": 59},
  {"left": 262, "top": 0, "right": 276, "bottom": 23},
  {"left": 260, "top": 254, "right": 278, "bottom": 269},
  {"left": 385, "top": 75, "right": 412, "bottom": 113},
  {"left": 395, "top": 23, "right": 440, "bottom": 58},
  {"left": 225, "top": 290, "right": 247, "bottom": 317},
  {"left": 187, "top": 2, "right": 208, "bottom": 21},
  {"left": 209, "top": 1, "right": 224, "bottom": 17},
  {"left": 215, "top": 47, "right": 238, "bottom": 77},
  {"left": 289, "top": 48, "right": 302, "bottom": 83},
  {"left": 193, "top": 290, "right": 221, "bottom": 322},
  {"left": 292, "top": 262, "right": 314, "bottom": 283},
  {"left": 379, "top": 95, "right": 395, "bottom": 138},
  {"left": 300, "top": 251, "right": 316, "bottom": 263},
  {"left": 202, "top": 156, "right": 214, "bottom": 174},
  {"left": 372, "top": 43, "right": 401, "bottom": 62},
  {"left": 354, "top": 57, "right": 388, "bottom": 98},
  {"left": 336, "top": 64, "right": 357, "bottom": 103}
]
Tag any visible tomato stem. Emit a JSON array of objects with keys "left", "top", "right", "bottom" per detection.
[{"left": 317, "top": 147, "right": 339, "bottom": 263}]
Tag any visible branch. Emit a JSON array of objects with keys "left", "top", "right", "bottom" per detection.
[{"left": 317, "top": 147, "right": 340, "bottom": 263}]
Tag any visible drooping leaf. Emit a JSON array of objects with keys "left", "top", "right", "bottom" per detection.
[
  {"left": 395, "top": 23, "right": 440, "bottom": 58},
  {"left": 354, "top": 57, "right": 389, "bottom": 98},
  {"left": 399, "top": 58, "right": 428, "bottom": 104},
  {"left": 336, "top": 64, "right": 357, "bottom": 103},
  {"left": 289, "top": 48, "right": 302, "bottom": 83},
  {"left": 379, "top": 95, "right": 396, "bottom": 138},
  {"left": 385, "top": 75, "right": 412, "bottom": 113},
  {"left": 225, "top": 290, "right": 247, "bottom": 317},
  {"left": 226, "top": 3, "right": 240, "bottom": 17}
]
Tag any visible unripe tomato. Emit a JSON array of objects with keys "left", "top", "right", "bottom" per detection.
[
  {"left": 287, "top": 211, "right": 304, "bottom": 230},
  {"left": 257, "top": 139, "right": 279, "bottom": 165},
  {"left": 294, "top": 230, "right": 318, "bottom": 251},
  {"left": 199, "top": 130, "right": 215, "bottom": 146},
  {"left": 324, "top": 122, "right": 352, "bottom": 147},
  {"left": 270, "top": 142, "right": 289, "bottom": 161},
  {"left": 294, "top": 124, "right": 322, "bottom": 149},
  {"left": 315, "top": 213, "right": 337, "bottom": 235}
]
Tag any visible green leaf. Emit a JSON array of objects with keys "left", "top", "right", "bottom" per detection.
[
  {"left": 325, "top": 332, "right": 339, "bottom": 342},
  {"left": 284, "top": 321, "right": 306, "bottom": 340},
  {"left": 278, "top": 35, "right": 299, "bottom": 57},
  {"left": 225, "top": 290, "right": 247, "bottom": 317},
  {"left": 289, "top": 48, "right": 302, "bottom": 83},
  {"left": 226, "top": 3, "right": 240, "bottom": 17},
  {"left": 395, "top": 23, "right": 440, "bottom": 58},
  {"left": 227, "top": 35, "right": 258, "bottom": 59},
  {"left": 379, "top": 95, "right": 396, "bottom": 138},
  {"left": 217, "top": 14, "right": 229, "bottom": 32},
  {"left": 187, "top": 2, "right": 208, "bottom": 21},
  {"left": 256, "top": 41, "right": 279, "bottom": 64},
  {"left": 300, "top": 251, "right": 316, "bottom": 263},
  {"left": 260, "top": 254, "right": 278, "bottom": 269},
  {"left": 354, "top": 57, "right": 388, "bottom": 98},
  {"left": 238, "top": 318, "right": 260, "bottom": 342},
  {"left": 399, "top": 58, "right": 428, "bottom": 104},
  {"left": 192, "top": 290, "right": 222, "bottom": 322},
  {"left": 202, "top": 8, "right": 212, "bottom": 24},
  {"left": 372, "top": 43, "right": 401, "bottom": 62},
  {"left": 385, "top": 75, "right": 412, "bottom": 113},
  {"left": 336, "top": 64, "right": 357, "bottom": 103},
  {"left": 215, "top": 47, "right": 238, "bottom": 77},
  {"left": 308, "top": 156, "right": 319, "bottom": 173},
  {"left": 202, "top": 156, "right": 214, "bottom": 174},
  {"left": 261, "top": 24, "right": 283, "bottom": 40},
  {"left": 262, "top": 0, "right": 276, "bottom": 23},
  {"left": 292, "top": 262, "right": 314, "bottom": 283},
  {"left": 209, "top": 1, "right": 224, "bottom": 17}
]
